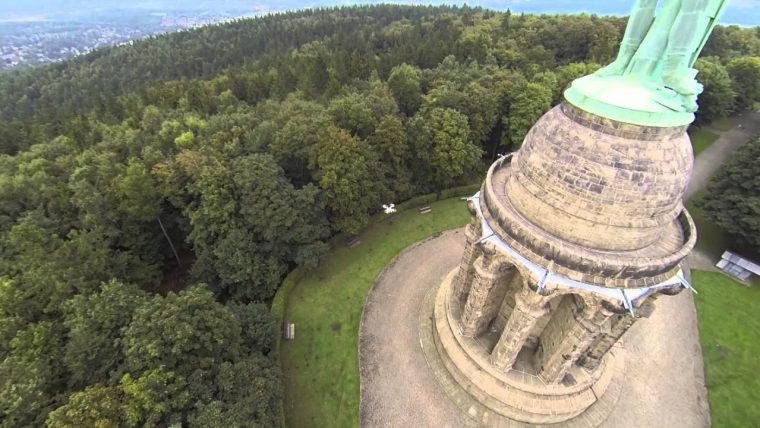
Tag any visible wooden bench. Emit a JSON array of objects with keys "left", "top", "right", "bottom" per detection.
[
  {"left": 346, "top": 235, "right": 361, "bottom": 247},
  {"left": 283, "top": 322, "right": 295, "bottom": 340},
  {"left": 419, "top": 206, "right": 432, "bottom": 214}
]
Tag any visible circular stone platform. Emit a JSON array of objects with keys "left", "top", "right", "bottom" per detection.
[
  {"left": 428, "top": 268, "right": 625, "bottom": 425},
  {"left": 359, "top": 229, "right": 710, "bottom": 427}
]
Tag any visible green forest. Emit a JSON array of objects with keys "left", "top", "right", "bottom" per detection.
[{"left": 1, "top": 5, "right": 759, "bottom": 427}]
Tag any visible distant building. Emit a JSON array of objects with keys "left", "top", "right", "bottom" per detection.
[{"left": 716, "top": 250, "right": 760, "bottom": 282}]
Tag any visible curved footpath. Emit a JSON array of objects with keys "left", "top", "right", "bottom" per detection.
[
  {"left": 359, "top": 230, "right": 476, "bottom": 427},
  {"left": 359, "top": 229, "right": 709, "bottom": 427}
]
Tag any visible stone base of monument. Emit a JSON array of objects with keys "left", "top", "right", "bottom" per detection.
[{"left": 421, "top": 269, "right": 625, "bottom": 426}]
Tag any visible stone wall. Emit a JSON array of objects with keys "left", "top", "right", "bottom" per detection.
[{"left": 506, "top": 104, "right": 692, "bottom": 251}]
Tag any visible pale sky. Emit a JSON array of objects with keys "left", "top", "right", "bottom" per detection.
[{"left": 0, "top": 0, "right": 757, "bottom": 26}]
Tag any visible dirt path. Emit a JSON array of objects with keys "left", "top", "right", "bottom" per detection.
[{"left": 360, "top": 230, "right": 709, "bottom": 427}]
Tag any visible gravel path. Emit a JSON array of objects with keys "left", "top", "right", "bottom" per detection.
[
  {"left": 359, "top": 230, "right": 709, "bottom": 427},
  {"left": 602, "top": 292, "right": 709, "bottom": 428}
]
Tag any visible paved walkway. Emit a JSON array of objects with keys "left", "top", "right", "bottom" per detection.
[
  {"left": 360, "top": 230, "right": 709, "bottom": 427},
  {"left": 359, "top": 230, "right": 476, "bottom": 428}
]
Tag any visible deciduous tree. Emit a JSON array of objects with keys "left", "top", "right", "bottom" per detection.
[
  {"left": 388, "top": 64, "right": 422, "bottom": 116},
  {"left": 63, "top": 281, "right": 147, "bottom": 389},
  {"left": 503, "top": 82, "right": 552, "bottom": 148},
  {"left": 309, "top": 125, "right": 381, "bottom": 234},
  {"left": 187, "top": 155, "right": 329, "bottom": 300},
  {"left": 122, "top": 286, "right": 241, "bottom": 376},
  {"left": 46, "top": 385, "right": 123, "bottom": 428},
  {"left": 411, "top": 107, "right": 481, "bottom": 188},
  {"left": 369, "top": 114, "right": 413, "bottom": 200}
]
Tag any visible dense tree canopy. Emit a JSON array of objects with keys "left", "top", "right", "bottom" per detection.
[
  {"left": 186, "top": 154, "right": 330, "bottom": 300},
  {"left": 388, "top": 63, "right": 423, "bottom": 116},
  {"left": 0, "top": 4, "right": 756, "bottom": 426},
  {"left": 412, "top": 107, "right": 480, "bottom": 187}
]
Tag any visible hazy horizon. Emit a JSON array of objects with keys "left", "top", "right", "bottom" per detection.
[{"left": 0, "top": 0, "right": 758, "bottom": 26}]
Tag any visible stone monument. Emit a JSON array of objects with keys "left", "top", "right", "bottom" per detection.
[{"left": 427, "top": 0, "right": 727, "bottom": 424}]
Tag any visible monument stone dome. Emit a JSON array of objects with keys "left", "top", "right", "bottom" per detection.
[{"left": 506, "top": 102, "right": 693, "bottom": 252}]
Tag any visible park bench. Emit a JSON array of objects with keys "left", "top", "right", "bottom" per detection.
[
  {"left": 283, "top": 322, "right": 295, "bottom": 340},
  {"left": 346, "top": 235, "right": 361, "bottom": 247}
]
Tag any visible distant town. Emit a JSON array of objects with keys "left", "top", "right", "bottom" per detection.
[{"left": 0, "top": 10, "right": 258, "bottom": 70}]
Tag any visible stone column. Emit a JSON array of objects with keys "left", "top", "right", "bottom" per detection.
[
  {"left": 535, "top": 297, "right": 614, "bottom": 384},
  {"left": 578, "top": 296, "right": 656, "bottom": 371},
  {"left": 577, "top": 313, "right": 633, "bottom": 371},
  {"left": 490, "top": 284, "right": 551, "bottom": 371},
  {"left": 459, "top": 247, "right": 513, "bottom": 337},
  {"left": 452, "top": 213, "right": 482, "bottom": 305},
  {"left": 489, "top": 272, "right": 524, "bottom": 333}
]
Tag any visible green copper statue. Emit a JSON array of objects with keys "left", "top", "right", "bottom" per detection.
[{"left": 564, "top": 0, "right": 729, "bottom": 127}]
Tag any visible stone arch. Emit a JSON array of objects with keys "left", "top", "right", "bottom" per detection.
[
  {"left": 493, "top": 290, "right": 565, "bottom": 374},
  {"left": 524, "top": 292, "right": 566, "bottom": 349}
]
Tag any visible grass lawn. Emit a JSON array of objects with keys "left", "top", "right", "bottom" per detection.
[
  {"left": 279, "top": 197, "right": 469, "bottom": 427},
  {"left": 709, "top": 117, "right": 735, "bottom": 132},
  {"left": 689, "top": 129, "right": 720, "bottom": 156},
  {"left": 693, "top": 270, "right": 760, "bottom": 427},
  {"left": 686, "top": 191, "right": 728, "bottom": 260}
]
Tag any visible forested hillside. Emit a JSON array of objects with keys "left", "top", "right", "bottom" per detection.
[{"left": 1, "top": 5, "right": 759, "bottom": 427}]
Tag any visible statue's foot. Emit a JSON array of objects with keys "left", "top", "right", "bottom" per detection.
[
  {"left": 662, "top": 75, "right": 703, "bottom": 97},
  {"left": 595, "top": 60, "right": 628, "bottom": 77},
  {"left": 653, "top": 86, "right": 698, "bottom": 113}
]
